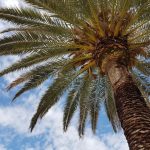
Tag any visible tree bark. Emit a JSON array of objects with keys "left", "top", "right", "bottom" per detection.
[{"left": 106, "top": 60, "right": 150, "bottom": 150}]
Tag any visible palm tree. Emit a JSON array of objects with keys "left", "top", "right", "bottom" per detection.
[{"left": 0, "top": 0, "right": 150, "bottom": 149}]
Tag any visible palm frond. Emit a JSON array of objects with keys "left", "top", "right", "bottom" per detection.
[
  {"left": 78, "top": 75, "right": 92, "bottom": 137},
  {"left": 0, "top": 8, "right": 52, "bottom": 27},
  {"left": 131, "top": 69, "right": 150, "bottom": 104},
  {"left": 30, "top": 65, "right": 77, "bottom": 131},
  {"left": 87, "top": 0, "right": 105, "bottom": 37},
  {"left": 0, "top": 42, "right": 44, "bottom": 55},
  {"left": 0, "top": 44, "right": 75, "bottom": 76},
  {"left": 104, "top": 77, "right": 121, "bottom": 132},
  {"left": 89, "top": 76, "right": 105, "bottom": 133},
  {"left": 124, "top": 19, "right": 150, "bottom": 36},
  {"left": 12, "top": 73, "right": 49, "bottom": 100},
  {"left": 134, "top": 59, "right": 150, "bottom": 76},
  {"left": 0, "top": 31, "right": 73, "bottom": 55},
  {"left": 63, "top": 76, "right": 85, "bottom": 131},
  {"left": 0, "top": 25, "right": 72, "bottom": 37},
  {"left": 114, "top": 0, "right": 131, "bottom": 36},
  {"left": 0, "top": 30, "right": 71, "bottom": 45},
  {"left": 24, "top": 0, "right": 81, "bottom": 26},
  {"left": 123, "top": 1, "right": 150, "bottom": 33},
  {"left": 11, "top": 59, "right": 67, "bottom": 100},
  {"left": 63, "top": 90, "right": 79, "bottom": 131},
  {"left": 7, "top": 59, "right": 65, "bottom": 90},
  {"left": 129, "top": 41, "right": 150, "bottom": 49},
  {"left": 129, "top": 30, "right": 150, "bottom": 43}
]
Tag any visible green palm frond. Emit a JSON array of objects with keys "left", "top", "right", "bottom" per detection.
[
  {"left": 12, "top": 73, "right": 49, "bottom": 100},
  {"left": 134, "top": 59, "right": 150, "bottom": 76},
  {"left": 123, "top": 1, "right": 150, "bottom": 33},
  {"left": 104, "top": 77, "right": 121, "bottom": 132},
  {"left": 0, "top": 26, "right": 72, "bottom": 37},
  {"left": 125, "top": 19, "right": 150, "bottom": 36},
  {"left": 0, "top": 8, "right": 52, "bottom": 27},
  {"left": 0, "top": 54, "right": 47, "bottom": 76},
  {"left": 0, "top": 8, "right": 50, "bottom": 22},
  {"left": 0, "top": 32, "right": 55, "bottom": 49},
  {"left": 86, "top": 0, "right": 105, "bottom": 36},
  {"left": 63, "top": 77, "right": 85, "bottom": 131},
  {"left": 0, "top": 30, "right": 71, "bottom": 45},
  {"left": 7, "top": 59, "right": 65, "bottom": 90},
  {"left": 0, "top": 8, "right": 73, "bottom": 39},
  {"left": 0, "top": 42, "right": 44, "bottom": 55},
  {"left": 63, "top": 90, "right": 79, "bottom": 131},
  {"left": 24, "top": 0, "right": 82, "bottom": 26},
  {"left": 131, "top": 69, "right": 150, "bottom": 104},
  {"left": 0, "top": 31, "right": 73, "bottom": 55},
  {"left": 89, "top": 76, "right": 105, "bottom": 133},
  {"left": 0, "top": 43, "right": 78, "bottom": 76},
  {"left": 136, "top": 1, "right": 150, "bottom": 20},
  {"left": 0, "top": 32, "right": 46, "bottom": 45},
  {"left": 129, "top": 30, "right": 150, "bottom": 43},
  {"left": 114, "top": 0, "right": 131, "bottom": 36},
  {"left": 78, "top": 75, "right": 92, "bottom": 137},
  {"left": 129, "top": 41, "right": 150, "bottom": 50},
  {"left": 11, "top": 60, "right": 67, "bottom": 100},
  {"left": 74, "top": 0, "right": 92, "bottom": 19},
  {"left": 30, "top": 65, "right": 77, "bottom": 131}
]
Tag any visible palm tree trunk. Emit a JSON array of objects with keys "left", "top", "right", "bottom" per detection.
[{"left": 106, "top": 60, "right": 150, "bottom": 150}]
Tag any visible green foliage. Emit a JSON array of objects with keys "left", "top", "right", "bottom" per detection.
[
  {"left": 78, "top": 75, "right": 92, "bottom": 136},
  {"left": 63, "top": 89, "right": 79, "bottom": 131},
  {"left": 30, "top": 64, "right": 77, "bottom": 131},
  {"left": 63, "top": 76, "right": 85, "bottom": 132},
  {"left": 134, "top": 59, "right": 150, "bottom": 76},
  {"left": 0, "top": 8, "right": 52, "bottom": 26},
  {"left": 89, "top": 76, "right": 105, "bottom": 133},
  {"left": 7, "top": 60, "right": 65, "bottom": 90},
  {"left": 104, "top": 77, "right": 121, "bottom": 132},
  {"left": 131, "top": 69, "right": 150, "bottom": 102}
]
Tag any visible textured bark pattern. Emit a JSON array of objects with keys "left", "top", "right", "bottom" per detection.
[
  {"left": 93, "top": 36, "right": 127, "bottom": 64},
  {"left": 106, "top": 61, "right": 150, "bottom": 150},
  {"left": 114, "top": 78, "right": 150, "bottom": 150}
]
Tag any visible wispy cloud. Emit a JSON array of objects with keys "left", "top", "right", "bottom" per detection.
[
  {"left": 0, "top": 144, "right": 6, "bottom": 150},
  {"left": 0, "top": 0, "right": 22, "bottom": 8},
  {"left": 0, "top": 100, "right": 128, "bottom": 150},
  {"left": 0, "top": 56, "right": 21, "bottom": 83}
]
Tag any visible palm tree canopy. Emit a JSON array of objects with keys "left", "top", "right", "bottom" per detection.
[{"left": 0, "top": 0, "right": 149, "bottom": 136}]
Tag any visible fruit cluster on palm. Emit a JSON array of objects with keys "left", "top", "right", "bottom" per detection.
[{"left": 0, "top": 0, "right": 150, "bottom": 149}]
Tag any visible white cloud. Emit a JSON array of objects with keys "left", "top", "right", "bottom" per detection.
[
  {"left": 0, "top": 23, "right": 7, "bottom": 32},
  {"left": 0, "top": 56, "right": 19, "bottom": 71},
  {"left": 102, "top": 134, "right": 128, "bottom": 150},
  {"left": 0, "top": 0, "right": 21, "bottom": 8},
  {"left": 0, "top": 56, "right": 22, "bottom": 83},
  {"left": 0, "top": 106, "right": 32, "bottom": 133},
  {"left": 0, "top": 144, "right": 6, "bottom": 150},
  {"left": 0, "top": 99, "right": 129, "bottom": 150}
]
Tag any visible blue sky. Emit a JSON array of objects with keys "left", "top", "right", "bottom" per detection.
[{"left": 0, "top": 1, "right": 129, "bottom": 150}]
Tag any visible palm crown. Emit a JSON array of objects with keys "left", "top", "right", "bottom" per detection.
[{"left": 0, "top": 0, "right": 149, "bottom": 136}]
